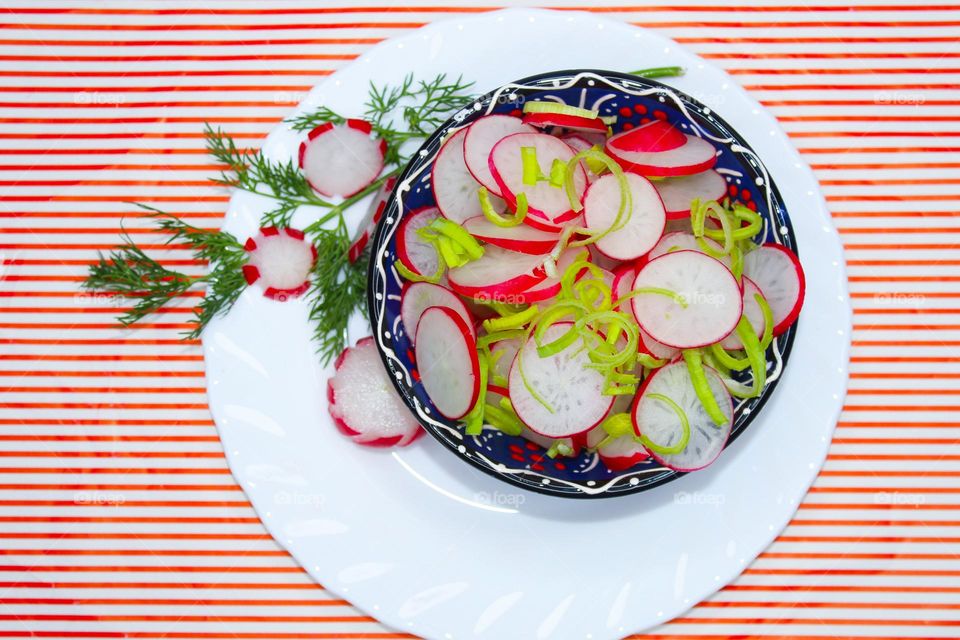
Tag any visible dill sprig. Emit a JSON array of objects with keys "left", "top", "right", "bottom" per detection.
[
  {"left": 84, "top": 205, "right": 248, "bottom": 339},
  {"left": 307, "top": 229, "right": 369, "bottom": 365}
]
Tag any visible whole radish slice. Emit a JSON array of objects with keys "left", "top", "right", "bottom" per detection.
[
  {"left": 489, "top": 132, "right": 587, "bottom": 225},
  {"left": 654, "top": 170, "right": 727, "bottom": 219},
  {"left": 606, "top": 121, "right": 716, "bottom": 178},
  {"left": 742, "top": 243, "right": 805, "bottom": 336},
  {"left": 396, "top": 207, "right": 441, "bottom": 279},
  {"left": 432, "top": 128, "right": 505, "bottom": 224},
  {"left": 720, "top": 277, "right": 767, "bottom": 350},
  {"left": 463, "top": 115, "right": 535, "bottom": 196},
  {"left": 348, "top": 176, "right": 396, "bottom": 263},
  {"left": 632, "top": 361, "right": 733, "bottom": 471},
  {"left": 462, "top": 215, "right": 559, "bottom": 255},
  {"left": 631, "top": 250, "right": 742, "bottom": 349},
  {"left": 508, "top": 322, "right": 614, "bottom": 438},
  {"left": 400, "top": 282, "right": 474, "bottom": 346},
  {"left": 648, "top": 231, "right": 733, "bottom": 271},
  {"left": 582, "top": 172, "right": 666, "bottom": 261},
  {"left": 327, "top": 337, "right": 422, "bottom": 447},
  {"left": 299, "top": 119, "right": 386, "bottom": 197},
  {"left": 415, "top": 306, "right": 481, "bottom": 420},
  {"left": 447, "top": 246, "right": 548, "bottom": 300},
  {"left": 242, "top": 227, "right": 317, "bottom": 301}
]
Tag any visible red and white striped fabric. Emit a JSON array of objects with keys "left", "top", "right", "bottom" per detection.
[{"left": 0, "top": 1, "right": 957, "bottom": 637}]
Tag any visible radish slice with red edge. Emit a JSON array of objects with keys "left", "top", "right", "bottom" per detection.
[
  {"left": 639, "top": 327, "right": 680, "bottom": 361},
  {"left": 608, "top": 120, "right": 686, "bottom": 154},
  {"left": 447, "top": 245, "right": 548, "bottom": 300},
  {"left": 720, "top": 277, "right": 767, "bottom": 350},
  {"left": 582, "top": 172, "right": 666, "bottom": 261},
  {"left": 489, "top": 132, "right": 587, "bottom": 225},
  {"left": 631, "top": 250, "right": 742, "bottom": 349},
  {"left": 348, "top": 176, "right": 396, "bottom": 263},
  {"left": 242, "top": 227, "right": 316, "bottom": 301},
  {"left": 522, "top": 111, "right": 606, "bottom": 134},
  {"left": 298, "top": 119, "right": 386, "bottom": 197},
  {"left": 742, "top": 243, "right": 805, "bottom": 336},
  {"left": 432, "top": 128, "right": 505, "bottom": 224},
  {"left": 585, "top": 425, "right": 650, "bottom": 471},
  {"left": 463, "top": 115, "right": 535, "bottom": 196},
  {"left": 508, "top": 322, "right": 614, "bottom": 438},
  {"left": 611, "top": 263, "right": 638, "bottom": 305},
  {"left": 513, "top": 248, "right": 591, "bottom": 304},
  {"left": 396, "top": 207, "right": 442, "bottom": 279},
  {"left": 462, "top": 215, "right": 559, "bottom": 255},
  {"left": 400, "top": 282, "right": 474, "bottom": 346},
  {"left": 606, "top": 121, "right": 717, "bottom": 178},
  {"left": 632, "top": 360, "right": 732, "bottom": 471},
  {"left": 648, "top": 231, "right": 733, "bottom": 270},
  {"left": 415, "top": 306, "right": 481, "bottom": 420},
  {"left": 327, "top": 337, "right": 422, "bottom": 447},
  {"left": 654, "top": 170, "right": 727, "bottom": 219}
]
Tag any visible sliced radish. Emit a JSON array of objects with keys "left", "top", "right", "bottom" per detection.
[
  {"left": 639, "top": 327, "right": 680, "bottom": 361},
  {"left": 513, "top": 248, "right": 590, "bottom": 304},
  {"left": 562, "top": 134, "right": 603, "bottom": 183},
  {"left": 742, "top": 243, "right": 806, "bottom": 336},
  {"left": 611, "top": 263, "right": 638, "bottom": 305},
  {"left": 348, "top": 176, "right": 396, "bottom": 263},
  {"left": 648, "top": 231, "right": 732, "bottom": 270},
  {"left": 396, "top": 207, "right": 441, "bottom": 278},
  {"left": 606, "top": 123, "right": 717, "bottom": 178},
  {"left": 462, "top": 215, "right": 559, "bottom": 255},
  {"left": 400, "top": 282, "right": 474, "bottom": 346},
  {"left": 489, "top": 132, "right": 587, "bottom": 224},
  {"left": 447, "top": 246, "right": 548, "bottom": 300},
  {"left": 587, "top": 244, "right": 621, "bottom": 271},
  {"left": 299, "top": 119, "right": 386, "bottom": 198},
  {"left": 432, "top": 128, "right": 505, "bottom": 224},
  {"left": 327, "top": 337, "right": 422, "bottom": 447},
  {"left": 720, "top": 277, "right": 767, "bottom": 350},
  {"left": 522, "top": 212, "right": 580, "bottom": 234},
  {"left": 508, "top": 323, "right": 614, "bottom": 438},
  {"left": 415, "top": 306, "right": 481, "bottom": 420},
  {"left": 463, "top": 115, "right": 536, "bottom": 196},
  {"left": 585, "top": 425, "right": 650, "bottom": 471},
  {"left": 631, "top": 250, "right": 742, "bottom": 349},
  {"left": 523, "top": 111, "right": 606, "bottom": 134},
  {"left": 583, "top": 172, "right": 666, "bottom": 261},
  {"left": 242, "top": 227, "right": 317, "bottom": 301},
  {"left": 654, "top": 170, "right": 727, "bottom": 219},
  {"left": 490, "top": 337, "right": 521, "bottom": 383},
  {"left": 632, "top": 361, "right": 733, "bottom": 471},
  {"left": 607, "top": 120, "right": 686, "bottom": 154}
]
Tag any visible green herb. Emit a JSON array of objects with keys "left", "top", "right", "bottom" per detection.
[
  {"left": 307, "top": 230, "right": 369, "bottom": 365},
  {"left": 83, "top": 204, "right": 248, "bottom": 339},
  {"left": 630, "top": 66, "right": 684, "bottom": 79}
]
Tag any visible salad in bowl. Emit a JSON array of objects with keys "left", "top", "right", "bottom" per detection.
[{"left": 330, "top": 69, "right": 805, "bottom": 498}]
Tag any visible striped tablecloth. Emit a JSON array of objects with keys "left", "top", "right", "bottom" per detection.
[{"left": 1, "top": 1, "right": 957, "bottom": 638}]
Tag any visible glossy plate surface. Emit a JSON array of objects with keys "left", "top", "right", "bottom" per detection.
[{"left": 204, "top": 8, "right": 849, "bottom": 639}]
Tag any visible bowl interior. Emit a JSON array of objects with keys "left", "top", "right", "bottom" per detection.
[{"left": 369, "top": 69, "right": 799, "bottom": 498}]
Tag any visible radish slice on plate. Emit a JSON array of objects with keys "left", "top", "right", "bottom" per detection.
[
  {"left": 396, "top": 207, "right": 442, "bottom": 278},
  {"left": 585, "top": 426, "right": 650, "bottom": 471},
  {"left": 639, "top": 327, "right": 680, "bottom": 361},
  {"left": 508, "top": 322, "right": 614, "bottom": 438},
  {"left": 654, "top": 170, "right": 727, "bottom": 219},
  {"left": 523, "top": 111, "right": 606, "bottom": 134},
  {"left": 742, "top": 243, "right": 805, "bottom": 336},
  {"left": 606, "top": 121, "right": 717, "bottom": 178},
  {"left": 447, "top": 245, "right": 548, "bottom": 300},
  {"left": 648, "top": 231, "right": 733, "bottom": 270},
  {"left": 327, "top": 337, "right": 422, "bottom": 447},
  {"left": 462, "top": 216, "right": 559, "bottom": 255},
  {"left": 299, "top": 119, "right": 386, "bottom": 197},
  {"left": 514, "top": 248, "right": 590, "bottom": 304},
  {"left": 720, "top": 277, "right": 767, "bottom": 350},
  {"left": 400, "top": 281, "right": 474, "bottom": 346},
  {"left": 242, "top": 227, "right": 317, "bottom": 301},
  {"left": 632, "top": 361, "right": 733, "bottom": 471},
  {"left": 432, "top": 128, "right": 505, "bottom": 223},
  {"left": 489, "top": 132, "right": 587, "bottom": 225},
  {"left": 582, "top": 172, "right": 666, "bottom": 261},
  {"left": 348, "top": 176, "right": 396, "bottom": 263},
  {"left": 463, "top": 115, "right": 536, "bottom": 196},
  {"left": 631, "top": 250, "right": 743, "bottom": 349},
  {"left": 415, "top": 306, "right": 481, "bottom": 420}
]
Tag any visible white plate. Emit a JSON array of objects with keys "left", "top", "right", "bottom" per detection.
[{"left": 204, "top": 8, "right": 850, "bottom": 639}]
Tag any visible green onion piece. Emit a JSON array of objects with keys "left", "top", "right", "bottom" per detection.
[
  {"left": 565, "top": 149, "right": 632, "bottom": 240},
  {"left": 546, "top": 440, "right": 575, "bottom": 459},
  {"left": 601, "top": 412, "right": 635, "bottom": 438},
  {"left": 523, "top": 101, "right": 599, "bottom": 120},
  {"left": 630, "top": 66, "right": 685, "bottom": 79},
  {"left": 430, "top": 218, "right": 484, "bottom": 260},
  {"left": 394, "top": 259, "right": 443, "bottom": 284},
  {"left": 736, "top": 315, "right": 767, "bottom": 398},
  {"left": 694, "top": 200, "right": 734, "bottom": 257},
  {"left": 549, "top": 158, "right": 567, "bottom": 188},
  {"left": 476, "top": 328, "right": 526, "bottom": 349},
  {"left": 479, "top": 186, "right": 527, "bottom": 228},
  {"left": 584, "top": 145, "right": 609, "bottom": 175},
  {"left": 624, "top": 286, "right": 689, "bottom": 309},
  {"left": 637, "top": 353, "right": 667, "bottom": 369},
  {"left": 756, "top": 292, "right": 774, "bottom": 351},
  {"left": 521, "top": 146, "right": 540, "bottom": 186},
  {"left": 463, "top": 350, "right": 489, "bottom": 435},
  {"left": 682, "top": 349, "right": 728, "bottom": 427},
  {"left": 536, "top": 323, "right": 581, "bottom": 358},
  {"left": 708, "top": 342, "right": 751, "bottom": 371},
  {"left": 436, "top": 235, "right": 466, "bottom": 268},
  {"left": 483, "top": 305, "right": 539, "bottom": 333},
  {"left": 483, "top": 402, "right": 524, "bottom": 436},
  {"left": 730, "top": 243, "right": 744, "bottom": 281},
  {"left": 608, "top": 371, "right": 640, "bottom": 385},
  {"left": 638, "top": 393, "right": 691, "bottom": 455}
]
